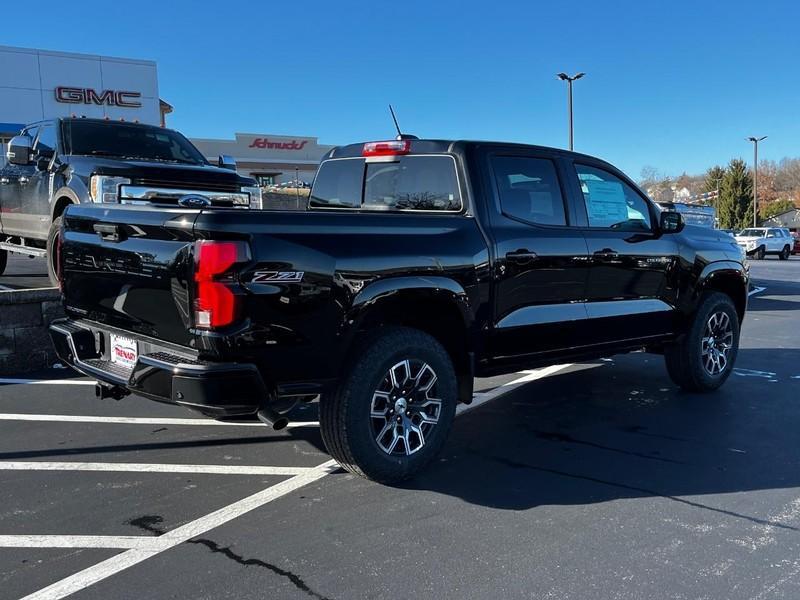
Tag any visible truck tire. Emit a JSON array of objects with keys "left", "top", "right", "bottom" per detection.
[
  {"left": 46, "top": 217, "right": 62, "bottom": 286},
  {"left": 664, "top": 292, "right": 739, "bottom": 392},
  {"left": 320, "top": 327, "right": 457, "bottom": 483},
  {"left": 755, "top": 246, "right": 765, "bottom": 260},
  {"left": 0, "top": 249, "right": 6, "bottom": 277},
  {"left": 779, "top": 245, "right": 790, "bottom": 260}
]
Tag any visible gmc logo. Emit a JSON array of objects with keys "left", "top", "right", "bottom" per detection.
[
  {"left": 55, "top": 86, "right": 142, "bottom": 108},
  {"left": 248, "top": 138, "right": 308, "bottom": 150}
]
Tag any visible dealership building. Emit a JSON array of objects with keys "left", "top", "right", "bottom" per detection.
[
  {"left": 0, "top": 45, "right": 163, "bottom": 163},
  {"left": 0, "top": 45, "right": 333, "bottom": 182},
  {"left": 190, "top": 133, "right": 334, "bottom": 186}
]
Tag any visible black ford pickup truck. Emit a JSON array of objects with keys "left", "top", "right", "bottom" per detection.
[
  {"left": 50, "top": 138, "right": 748, "bottom": 482},
  {"left": 0, "top": 117, "right": 260, "bottom": 283}
]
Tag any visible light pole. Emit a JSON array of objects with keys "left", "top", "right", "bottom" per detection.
[
  {"left": 557, "top": 72, "right": 585, "bottom": 151},
  {"left": 747, "top": 136, "right": 767, "bottom": 227},
  {"left": 295, "top": 167, "right": 300, "bottom": 209}
]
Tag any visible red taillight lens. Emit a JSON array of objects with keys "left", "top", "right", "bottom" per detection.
[
  {"left": 193, "top": 240, "right": 249, "bottom": 329},
  {"left": 362, "top": 140, "right": 411, "bottom": 157}
]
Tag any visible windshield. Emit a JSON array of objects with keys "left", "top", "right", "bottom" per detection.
[
  {"left": 738, "top": 229, "right": 765, "bottom": 237},
  {"left": 63, "top": 120, "right": 207, "bottom": 164}
]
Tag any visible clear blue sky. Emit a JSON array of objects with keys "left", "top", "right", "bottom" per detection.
[{"left": 4, "top": 0, "right": 798, "bottom": 179}]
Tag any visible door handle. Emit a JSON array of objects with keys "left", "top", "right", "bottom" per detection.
[
  {"left": 93, "top": 223, "right": 122, "bottom": 242},
  {"left": 593, "top": 249, "right": 620, "bottom": 260},
  {"left": 505, "top": 249, "right": 538, "bottom": 264}
]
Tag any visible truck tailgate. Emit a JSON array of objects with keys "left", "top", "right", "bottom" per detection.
[{"left": 61, "top": 204, "right": 200, "bottom": 347}]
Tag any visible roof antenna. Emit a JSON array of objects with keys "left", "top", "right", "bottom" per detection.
[{"left": 388, "top": 104, "right": 418, "bottom": 141}]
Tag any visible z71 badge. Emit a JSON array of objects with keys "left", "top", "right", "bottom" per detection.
[{"left": 252, "top": 271, "right": 305, "bottom": 283}]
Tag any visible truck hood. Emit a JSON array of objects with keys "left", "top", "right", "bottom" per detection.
[
  {"left": 734, "top": 235, "right": 764, "bottom": 242},
  {"left": 679, "top": 225, "right": 744, "bottom": 262},
  {"left": 681, "top": 224, "right": 736, "bottom": 243},
  {"left": 68, "top": 155, "right": 255, "bottom": 187}
]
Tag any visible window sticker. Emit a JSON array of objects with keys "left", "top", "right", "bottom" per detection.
[{"left": 584, "top": 179, "right": 628, "bottom": 226}]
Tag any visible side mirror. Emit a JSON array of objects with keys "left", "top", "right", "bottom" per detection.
[
  {"left": 660, "top": 210, "right": 684, "bottom": 234},
  {"left": 7, "top": 135, "right": 33, "bottom": 166},
  {"left": 218, "top": 154, "right": 237, "bottom": 170}
]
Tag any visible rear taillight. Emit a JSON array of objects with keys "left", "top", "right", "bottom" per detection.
[
  {"left": 362, "top": 140, "right": 411, "bottom": 157},
  {"left": 193, "top": 240, "right": 249, "bottom": 329}
]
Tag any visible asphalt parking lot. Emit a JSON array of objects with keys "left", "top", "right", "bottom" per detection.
[
  {"left": 0, "top": 254, "right": 49, "bottom": 291},
  {"left": 1, "top": 258, "right": 799, "bottom": 599}
]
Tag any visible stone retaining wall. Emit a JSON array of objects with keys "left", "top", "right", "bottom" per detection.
[{"left": 0, "top": 288, "right": 64, "bottom": 375}]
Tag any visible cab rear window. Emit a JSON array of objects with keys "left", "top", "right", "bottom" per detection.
[{"left": 310, "top": 155, "right": 461, "bottom": 212}]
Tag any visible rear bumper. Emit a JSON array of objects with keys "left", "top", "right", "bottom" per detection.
[{"left": 49, "top": 318, "right": 267, "bottom": 417}]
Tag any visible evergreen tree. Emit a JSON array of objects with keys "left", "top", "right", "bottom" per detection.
[
  {"left": 718, "top": 159, "right": 753, "bottom": 229},
  {"left": 760, "top": 198, "right": 797, "bottom": 220},
  {"left": 704, "top": 165, "right": 726, "bottom": 194}
]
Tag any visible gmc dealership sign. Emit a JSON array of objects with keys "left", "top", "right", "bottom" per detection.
[{"left": 55, "top": 86, "right": 142, "bottom": 108}]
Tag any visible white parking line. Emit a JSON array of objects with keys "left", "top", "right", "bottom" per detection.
[
  {"left": 19, "top": 460, "right": 338, "bottom": 600},
  {"left": 749, "top": 285, "right": 766, "bottom": 297},
  {"left": 13, "top": 364, "right": 570, "bottom": 600},
  {"left": 459, "top": 364, "right": 572, "bottom": 415},
  {"left": 0, "top": 378, "right": 95, "bottom": 386},
  {"left": 0, "top": 461, "right": 312, "bottom": 476},
  {"left": 0, "top": 535, "right": 157, "bottom": 550},
  {"left": 0, "top": 413, "right": 317, "bottom": 428},
  {"left": 0, "top": 365, "right": 572, "bottom": 428}
]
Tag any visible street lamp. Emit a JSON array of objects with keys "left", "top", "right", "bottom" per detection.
[
  {"left": 746, "top": 136, "right": 767, "bottom": 227},
  {"left": 557, "top": 72, "right": 585, "bottom": 151}
]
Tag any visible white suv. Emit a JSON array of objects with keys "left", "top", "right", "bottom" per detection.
[{"left": 735, "top": 227, "right": 793, "bottom": 260}]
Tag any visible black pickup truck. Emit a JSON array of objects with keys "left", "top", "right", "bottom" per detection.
[
  {"left": 0, "top": 117, "right": 260, "bottom": 283},
  {"left": 50, "top": 138, "right": 748, "bottom": 482}
]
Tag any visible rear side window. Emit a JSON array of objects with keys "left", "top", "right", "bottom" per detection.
[
  {"left": 310, "top": 155, "right": 462, "bottom": 211},
  {"left": 309, "top": 159, "right": 364, "bottom": 208},
  {"left": 491, "top": 156, "right": 567, "bottom": 226}
]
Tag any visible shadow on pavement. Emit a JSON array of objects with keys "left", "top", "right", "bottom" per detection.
[
  {"left": 747, "top": 277, "right": 800, "bottom": 312},
  {"left": 400, "top": 349, "right": 800, "bottom": 522}
]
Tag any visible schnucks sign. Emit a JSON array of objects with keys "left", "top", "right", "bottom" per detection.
[
  {"left": 248, "top": 138, "right": 308, "bottom": 150},
  {"left": 55, "top": 87, "right": 142, "bottom": 108}
]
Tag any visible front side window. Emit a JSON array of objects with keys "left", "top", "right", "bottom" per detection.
[
  {"left": 491, "top": 156, "right": 566, "bottom": 226},
  {"left": 575, "top": 164, "right": 652, "bottom": 230},
  {"left": 34, "top": 125, "right": 57, "bottom": 155},
  {"left": 23, "top": 126, "right": 39, "bottom": 144},
  {"left": 767, "top": 229, "right": 778, "bottom": 238}
]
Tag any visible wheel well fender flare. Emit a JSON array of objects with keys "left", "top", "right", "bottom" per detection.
[
  {"left": 694, "top": 261, "right": 748, "bottom": 321},
  {"left": 51, "top": 187, "right": 80, "bottom": 221},
  {"left": 347, "top": 276, "right": 472, "bottom": 329},
  {"left": 342, "top": 276, "right": 476, "bottom": 402}
]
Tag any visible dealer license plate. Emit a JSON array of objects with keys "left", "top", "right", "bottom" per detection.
[{"left": 109, "top": 334, "right": 138, "bottom": 370}]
